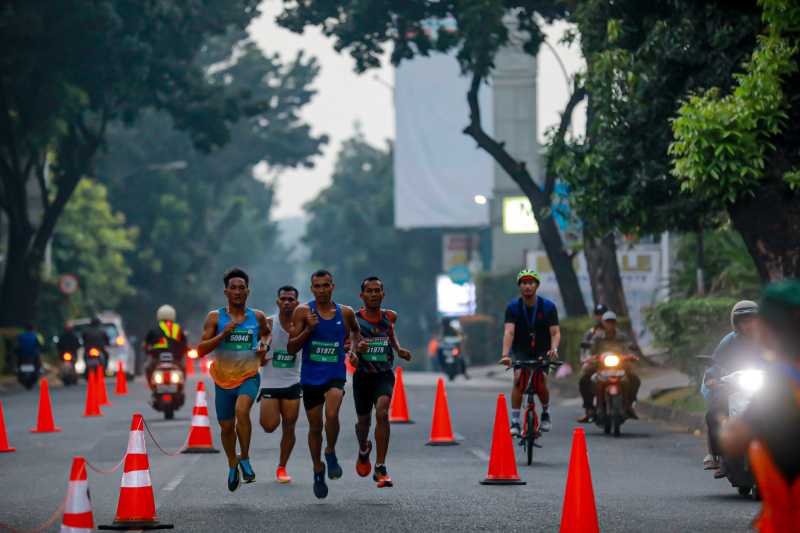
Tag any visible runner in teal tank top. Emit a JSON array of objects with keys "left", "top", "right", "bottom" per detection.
[{"left": 287, "top": 269, "right": 362, "bottom": 500}]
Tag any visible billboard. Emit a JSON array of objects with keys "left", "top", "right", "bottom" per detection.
[{"left": 394, "top": 53, "right": 493, "bottom": 229}]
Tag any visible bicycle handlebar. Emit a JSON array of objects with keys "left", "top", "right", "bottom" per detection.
[{"left": 509, "top": 359, "right": 564, "bottom": 370}]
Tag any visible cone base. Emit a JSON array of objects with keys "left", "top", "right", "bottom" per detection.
[
  {"left": 0, "top": 448, "right": 15, "bottom": 453},
  {"left": 181, "top": 447, "right": 220, "bottom": 454},
  {"left": 98, "top": 521, "right": 174, "bottom": 530},
  {"left": 479, "top": 478, "right": 526, "bottom": 485},
  {"left": 389, "top": 419, "right": 414, "bottom": 424},
  {"left": 426, "top": 440, "right": 459, "bottom": 446},
  {"left": 30, "top": 427, "right": 62, "bottom": 433}
]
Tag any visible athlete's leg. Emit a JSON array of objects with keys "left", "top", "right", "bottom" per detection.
[
  {"left": 374, "top": 395, "right": 391, "bottom": 465},
  {"left": 235, "top": 394, "right": 255, "bottom": 460},
  {"left": 278, "top": 398, "right": 300, "bottom": 467},
  {"left": 534, "top": 372, "right": 550, "bottom": 409},
  {"left": 219, "top": 419, "right": 238, "bottom": 468},
  {"left": 215, "top": 385, "right": 239, "bottom": 468},
  {"left": 511, "top": 369, "right": 524, "bottom": 409},
  {"left": 306, "top": 404, "right": 324, "bottom": 472},
  {"left": 260, "top": 397, "right": 281, "bottom": 433},
  {"left": 355, "top": 413, "right": 371, "bottom": 449},
  {"left": 323, "top": 387, "right": 344, "bottom": 454}
]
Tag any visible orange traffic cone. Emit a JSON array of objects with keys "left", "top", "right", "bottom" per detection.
[
  {"left": 200, "top": 357, "right": 209, "bottom": 375},
  {"left": 182, "top": 381, "right": 219, "bottom": 454},
  {"left": 480, "top": 394, "right": 524, "bottom": 485},
  {"left": 96, "top": 366, "right": 111, "bottom": 407},
  {"left": 0, "top": 400, "right": 15, "bottom": 452},
  {"left": 99, "top": 413, "right": 173, "bottom": 530},
  {"left": 426, "top": 378, "right": 458, "bottom": 446},
  {"left": 389, "top": 367, "right": 413, "bottom": 424},
  {"left": 83, "top": 370, "right": 102, "bottom": 418},
  {"left": 114, "top": 360, "right": 128, "bottom": 396},
  {"left": 30, "top": 378, "right": 61, "bottom": 433},
  {"left": 61, "top": 456, "right": 94, "bottom": 532},
  {"left": 748, "top": 440, "right": 800, "bottom": 532},
  {"left": 185, "top": 358, "right": 194, "bottom": 377},
  {"left": 559, "top": 428, "right": 599, "bottom": 533}
]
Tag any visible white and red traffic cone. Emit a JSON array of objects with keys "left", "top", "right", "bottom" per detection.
[
  {"left": 99, "top": 413, "right": 172, "bottom": 530},
  {"left": 182, "top": 381, "right": 219, "bottom": 454},
  {"left": 61, "top": 456, "right": 94, "bottom": 533}
]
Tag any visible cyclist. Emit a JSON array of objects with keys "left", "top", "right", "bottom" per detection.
[{"left": 500, "top": 270, "right": 560, "bottom": 436}]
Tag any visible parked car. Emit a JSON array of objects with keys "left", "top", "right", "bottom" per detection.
[{"left": 72, "top": 311, "right": 136, "bottom": 380}]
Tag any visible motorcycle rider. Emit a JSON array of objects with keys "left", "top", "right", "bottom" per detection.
[
  {"left": 16, "top": 323, "right": 44, "bottom": 375},
  {"left": 589, "top": 311, "right": 640, "bottom": 419},
  {"left": 722, "top": 279, "right": 800, "bottom": 486},
  {"left": 81, "top": 317, "right": 110, "bottom": 371},
  {"left": 577, "top": 304, "right": 608, "bottom": 422},
  {"left": 700, "top": 300, "right": 761, "bottom": 475},
  {"left": 57, "top": 322, "right": 81, "bottom": 357},
  {"left": 144, "top": 305, "right": 188, "bottom": 381}
]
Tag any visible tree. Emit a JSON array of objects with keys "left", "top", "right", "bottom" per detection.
[
  {"left": 0, "top": 0, "right": 261, "bottom": 326},
  {"left": 304, "top": 132, "right": 442, "bottom": 342},
  {"left": 278, "top": 1, "right": 591, "bottom": 316},
  {"left": 670, "top": 0, "right": 800, "bottom": 281},
  {"left": 96, "top": 30, "right": 326, "bottom": 329}
]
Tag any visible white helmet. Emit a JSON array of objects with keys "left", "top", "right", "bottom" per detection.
[
  {"left": 157, "top": 304, "right": 177, "bottom": 322},
  {"left": 730, "top": 300, "right": 758, "bottom": 330}
]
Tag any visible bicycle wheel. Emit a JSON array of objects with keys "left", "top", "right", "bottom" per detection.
[{"left": 526, "top": 409, "right": 536, "bottom": 465}]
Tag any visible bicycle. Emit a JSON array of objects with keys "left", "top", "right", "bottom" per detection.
[{"left": 510, "top": 358, "right": 562, "bottom": 465}]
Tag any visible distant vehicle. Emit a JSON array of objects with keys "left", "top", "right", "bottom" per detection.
[{"left": 72, "top": 311, "right": 135, "bottom": 380}]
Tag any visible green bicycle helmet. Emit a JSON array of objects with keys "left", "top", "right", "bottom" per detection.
[{"left": 516, "top": 269, "right": 541, "bottom": 285}]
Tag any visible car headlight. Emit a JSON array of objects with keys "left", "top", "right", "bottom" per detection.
[
  {"left": 602, "top": 353, "right": 621, "bottom": 367},
  {"left": 170, "top": 370, "right": 182, "bottom": 384},
  {"left": 737, "top": 369, "right": 764, "bottom": 392},
  {"left": 76, "top": 359, "right": 86, "bottom": 373},
  {"left": 154, "top": 372, "right": 164, "bottom": 384}
]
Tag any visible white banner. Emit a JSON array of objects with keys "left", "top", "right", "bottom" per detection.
[{"left": 394, "top": 53, "right": 493, "bottom": 229}]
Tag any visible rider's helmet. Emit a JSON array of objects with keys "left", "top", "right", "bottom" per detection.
[
  {"left": 730, "top": 300, "right": 758, "bottom": 330},
  {"left": 602, "top": 311, "right": 618, "bottom": 322},
  {"left": 516, "top": 269, "right": 541, "bottom": 285},
  {"left": 157, "top": 304, "right": 177, "bottom": 322}
]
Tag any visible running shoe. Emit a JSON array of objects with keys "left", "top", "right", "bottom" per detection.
[
  {"left": 228, "top": 465, "right": 240, "bottom": 492},
  {"left": 703, "top": 454, "right": 720, "bottom": 470},
  {"left": 373, "top": 464, "right": 393, "bottom": 488},
  {"left": 356, "top": 440, "right": 373, "bottom": 477},
  {"left": 313, "top": 464, "right": 328, "bottom": 499},
  {"left": 510, "top": 422, "right": 521, "bottom": 437},
  {"left": 239, "top": 458, "right": 256, "bottom": 483},
  {"left": 325, "top": 451, "right": 343, "bottom": 480},
  {"left": 540, "top": 412, "right": 552, "bottom": 432},
  {"left": 276, "top": 466, "right": 292, "bottom": 484}
]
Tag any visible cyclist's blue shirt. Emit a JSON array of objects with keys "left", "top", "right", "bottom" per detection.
[{"left": 504, "top": 296, "right": 559, "bottom": 359}]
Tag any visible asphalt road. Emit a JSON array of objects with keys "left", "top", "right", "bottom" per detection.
[{"left": 0, "top": 371, "right": 759, "bottom": 532}]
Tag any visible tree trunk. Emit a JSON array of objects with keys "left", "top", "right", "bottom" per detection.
[
  {"left": 729, "top": 176, "right": 800, "bottom": 282},
  {"left": 584, "top": 231, "right": 629, "bottom": 316},
  {"left": 0, "top": 212, "right": 41, "bottom": 327},
  {"left": 696, "top": 229, "right": 705, "bottom": 296}
]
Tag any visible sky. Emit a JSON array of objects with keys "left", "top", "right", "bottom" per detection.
[{"left": 249, "top": 2, "right": 584, "bottom": 220}]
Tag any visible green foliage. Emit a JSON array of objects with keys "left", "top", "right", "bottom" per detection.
[
  {"left": 672, "top": 228, "right": 761, "bottom": 299},
  {"left": 52, "top": 179, "right": 137, "bottom": 312},
  {"left": 670, "top": 30, "right": 798, "bottom": 204},
  {"left": 645, "top": 297, "right": 736, "bottom": 381},
  {"left": 475, "top": 271, "right": 520, "bottom": 321},
  {"left": 303, "top": 132, "right": 442, "bottom": 342}
]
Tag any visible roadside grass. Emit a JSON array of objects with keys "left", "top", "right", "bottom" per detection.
[{"left": 651, "top": 386, "right": 706, "bottom": 413}]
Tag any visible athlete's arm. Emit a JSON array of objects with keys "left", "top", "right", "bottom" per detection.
[
  {"left": 386, "top": 310, "right": 411, "bottom": 361},
  {"left": 254, "top": 310, "right": 272, "bottom": 366},
  {"left": 500, "top": 323, "right": 515, "bottom": 367},
  {"left": 287, "top": 305, "right": 314, "bottom": 355},
  {"left": 197, "top": 311, "right": 236, "bottom": 357},
  {"left": 342, "top": 306, "right": 362, "bottom": 366},
  {"left": 548, "top": 325, "right": 561, "bottom": 360}
]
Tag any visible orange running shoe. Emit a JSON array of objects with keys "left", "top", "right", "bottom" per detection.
[
  {"left": 356, "top": 440, "right": 372, "bottom": 477},
  {"left": 276, "top": 466, "right": 292, "bottom": 484},
  {"left": 373, "top": 464, "right": 393, "bottom": 488}
]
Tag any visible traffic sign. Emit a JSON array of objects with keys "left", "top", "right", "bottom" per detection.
[
  {"left": 58, "top": 274, "right": 79, "bottom": 295},
  {"left": 447, "top": 265, "right": 471, "bottom": 285}
]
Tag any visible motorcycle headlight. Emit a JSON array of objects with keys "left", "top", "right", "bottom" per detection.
[
  {"left": 115, "top": 336, "right": 126, "bottom": 347},
  {"left": 88, "top": 348, "right": 100, "bottom": 357},
  {"left": 170, "top": 370, "right": 182, "bottom": 384},
  {"left": 737, "top": 369, "right": 764, "bottom": 393},
  {"left": 75, "top": 359, "right": 86, "bottom": 373},
  {"left": 188, "top": 349, "right": 198, "bottom": 359},
  {"left": 63, "top": 352, "right": 73, "bottom": 361},
  {"left": 602, "top": 353, "right": 621, "bottom": 367},
  {"left": 154, "top": 372, "right": 164, "bottom": 384}
]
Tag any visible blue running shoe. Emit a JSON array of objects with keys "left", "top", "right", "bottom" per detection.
[
  {"left": 228, "top": 465, "right": 240, "bottom": 492},
  {"left": 313, "top": 464, "right": 328, "bottom": 499},
  {"left": 239, "top": 458, "right": 256, "bottom": 483},
  {"left": 325, "top": 451, "right": 343, "bottom": 479}
]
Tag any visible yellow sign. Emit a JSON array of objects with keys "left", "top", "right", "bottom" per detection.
[{"left": 502, "top": 196, "right": 539, "bottom": 234}]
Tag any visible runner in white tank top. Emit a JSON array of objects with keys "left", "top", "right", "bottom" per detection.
[{"left": 258, "top": 286, "right": 303, "bottom": 484}]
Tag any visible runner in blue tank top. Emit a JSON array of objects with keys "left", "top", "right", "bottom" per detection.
[{"left": 287, "top": 269, "right": 362, "bottom": 500}]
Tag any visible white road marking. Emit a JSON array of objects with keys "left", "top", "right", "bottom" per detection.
[
  {"left": 559, "top": 397, "right": 582, "bottom": 407},
  {"left": 454, "top": 432, "right": 465, "bottom": 441},
  {"left": 470, "top": 448, "right": 490, "bottom": 462},
  {"left": 162, "top": 470, "right": 187, "bottom": 492}
]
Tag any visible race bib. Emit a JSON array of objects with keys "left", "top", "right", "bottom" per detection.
[
  {"left": 222, "top": 328, "right": 254, "bottom": 351},
  {"left": 363, "top": 337, "right": 390, "bottom": 362},
  {"left": 272, "top": 349, "right": 296, "bottom": 369},
  {"left": 310, "top": 340, "right": 339, "bottom": 363}
]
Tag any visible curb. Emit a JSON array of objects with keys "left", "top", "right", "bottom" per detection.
[{"left": 637, "top": 400, "right": 705, "bottom": 433}]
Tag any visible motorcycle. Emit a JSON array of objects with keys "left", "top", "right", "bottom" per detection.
[
  {"left": 148, "top": 351, "right": 185, "bottom": 420},
  {"left": 17, "top": 359, "right": 39, "bottom": 390},
  {"left": 58, "top": 349, "right": 79, "bottom": 386},
  {"left": 593, "top": 352, "right": 638, "bottom": 437},
  {"left": 719, "top": 368, "right": 764, "bottom": 499},
  {"left": 82, "top": 345, "right": 106, "bottom": 378},
  {"left": 438, "top": 336, "right": 468, "bottom": 381}
]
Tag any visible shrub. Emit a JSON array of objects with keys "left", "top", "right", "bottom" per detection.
[{"left": 460, "top": 314, "right": 497, "bottom": 366}]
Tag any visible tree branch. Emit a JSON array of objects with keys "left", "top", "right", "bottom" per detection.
[
  {"left": 34, "top": 155, "right": 50, "bottom": 212},
  {"left": 544, "top": 83, "right": 586, "bottom": 198}
]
